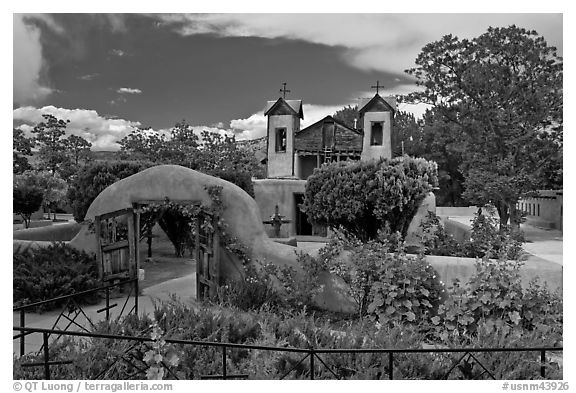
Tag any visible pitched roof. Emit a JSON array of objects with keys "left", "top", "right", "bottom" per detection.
[
  {"left": 358, "top": 94, "right": 396, "bottom": 114},
  {"left": 296, "top": 115, "right": 361, "bottom": 136},
  {"left": 264, "top": 98, "right": 304, "bottom": 119}
]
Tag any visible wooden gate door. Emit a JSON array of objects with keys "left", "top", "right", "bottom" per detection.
[
  {"left": 196, "top": 213, "right": 221, "bottom": 300},
  {"left": 94, "top": 208, "right": 137, "bottom": 282}
]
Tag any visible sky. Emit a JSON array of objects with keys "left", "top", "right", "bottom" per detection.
[{"left": 13, "top": 13, "right": 563, "bottom": 150}]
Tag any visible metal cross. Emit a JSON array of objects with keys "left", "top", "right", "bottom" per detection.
[
  {"left": 371, "top": 80, "right": 384, "bottom": 94},
  {"left": 280, "top": 82, "right": 291, "bottom": 99}
]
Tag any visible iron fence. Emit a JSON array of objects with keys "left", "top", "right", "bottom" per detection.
[
  {"left": 13, "top": 325, "right": 562, "bottom": 380},
  {"left": 13, "top": 278, "right": 139, "bottom": 357}
]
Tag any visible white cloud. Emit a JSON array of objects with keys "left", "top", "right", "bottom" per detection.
[
  {"left": 154, "top": 14, "right": 562, "bottom": 74},
  {"left": 13, "top": 14, "right": 53, "bottom": 104},
  {"left": 78, "top": 73, "right": 99, "bottom": 81},
  {"left": 110, "top": 49, "right": 126, "bottom": 57},
  {"left": 117, "top": 87, "right": 143, "bottom": 94},
  {"left": 13, "top": 106, "right": 142, "bottom": 151}
]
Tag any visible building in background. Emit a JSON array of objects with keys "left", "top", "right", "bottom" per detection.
[{"left": 518, "top": 190, "right": 563, "bottom": 231}]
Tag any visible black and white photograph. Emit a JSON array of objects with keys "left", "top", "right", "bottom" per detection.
[{"left": 10, "top": 7, "right": 565, "bottom": 387}]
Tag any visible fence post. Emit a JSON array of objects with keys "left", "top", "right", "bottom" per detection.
[
  {"left": 222, "top": 346, "right": 227, "bottom": 379},
  {"left": 105, "top": 287, "right": 110, "bottom": 322},
  {"left": 540, "top": 350, "right": 546, "bottom": 378},
  {"left": 310, "top": 349, "right": 315, "bottom": 380},
  {"left": 135, "top": 279, "right": 139, "bottom": 316},
  {"left": 388, "top": 352, "right": 393, "bottom": 380},
  {"left": 43, "top": 332, "right": 50, "bottom": 380},
  {"left": 20, "top": 310, "right": 25, "bottom": 356}
]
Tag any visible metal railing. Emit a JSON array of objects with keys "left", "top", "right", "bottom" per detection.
[
  {"left": 13, "top": 278, "right": 139, "bottom": 357},
  {"left": 13, "top": 325, "right": 562, "bottom": 380}
]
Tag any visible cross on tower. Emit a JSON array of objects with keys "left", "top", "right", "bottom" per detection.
[
  {"left": 371, "top": 80, "right": 384, "bottom": 94},
  {"left": 279, "top": 82, "right": 291, "bottom": 99}
]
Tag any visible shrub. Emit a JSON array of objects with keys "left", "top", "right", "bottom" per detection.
[
  {"left": 430, "top": 257, "right": 563, "bottom": 343},
  {"left": 13, "top": 242, "right": 100, "bottom": 310},
  {"left": 418, "top": 210, "right": 525, "bottom": 260},
  {"left": 302, "top": 156, "right": 438, "bottom": 241},
  {"left": 318, "top": 230, "right": 444, "bottom": 322}
]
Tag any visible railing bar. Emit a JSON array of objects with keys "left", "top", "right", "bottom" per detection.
[
  {"left": 21, "top": 360, "right": 73, "bottom": 367},
  {"left": 19, "top": 310, "right": 25, "bottom": 356},
  {"left": 310, "top": 349, "right": 315, "bottom": 380},
  {"left": 43, "top": 332, "right": 50, "bottom": 380},
  {"left": 71, "top": 298, "right": 97, "bottom": 331},
  {"left": 13, "top": 279, "right": 138, "bottom": 311},
  {"left": 541, "top": 350, "right": 546, "bottom": 378},
  {"left": 388, "top": 352, "right": 393, "bottom": 380},
  {"left": 467, "top": 352, "right": 496, "bottom": 380},
  {"left": 97, "top": 303, "right": 118, "bottom": 314},
  {"left": 314, "top": 353, "right": 340, "bottom": 379},
  {"left": 280, "top": 353, "right": 310, "bottom": 380},
  {"left": 222, "top": 345, "right": 227, "bottom": 379},
  {"left": 59, "top": 311, "right": 93, "bottom": 334},
  {"left": 116, "top": 283, "right": 133, "bottom": 320},
  {"left": 444, "top": 351, "right": 470, "bottom": 380},
  {"left": 95, "top": 341, "right": 143, "bottom": 380}
]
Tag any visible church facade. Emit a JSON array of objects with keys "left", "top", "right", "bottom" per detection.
[{"left": 253, "top": 90, "right": 397, "bottom": 239}]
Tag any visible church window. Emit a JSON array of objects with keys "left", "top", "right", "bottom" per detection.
[
  {"left": 371, "top": 122, "right": 383, "bottom": 146},
  {"left": 275, "top": 128, "right": 287, "bottom": 152}
]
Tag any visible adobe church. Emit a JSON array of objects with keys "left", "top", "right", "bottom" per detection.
[{"left": 253, "top": 83, "right": 406, "bottom": 239}]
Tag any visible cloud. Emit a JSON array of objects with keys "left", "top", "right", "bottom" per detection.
[
  {"left": 13, "top": 106, "right": 142, "bottom": 151},
  {"left": 13, "top": 14, "right": 54, "bottom": 104},
  {"left": 117, "top": 87, "right": 142, "bottom": 94},
  {"left": 110, "top": 49, "right": 126, "bottom": 57},
  {"left": 154, "top": 13, "right": 562, "bottom": 74},
  {"left": 77, "top": 73, "right": 99, "bottom": 81}
]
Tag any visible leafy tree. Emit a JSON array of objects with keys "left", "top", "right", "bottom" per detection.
[
  {"left": 119, "top": 121, "right": 260, "bottom": 196},
  {"left": 66, "top": 161, "right": 151, "bottom": 222},
  {"left": 13, "top": 181, "right": 44, "bottom": 228},
  {"left": 391, "top": 111, "right": 421, "bottom": 157},
  {"left": 302, "top": 156, "right": 438, "bottom": 241},
  {"left": 405, "top": 25, "right": 563, "bottom": 229},
  {"left": 15, "top": 170, "right": 68, "bottom": 220},
  {"left": 333, "top": 105, "right": 359, "bottom": 129},
  {"left": 66, "top": 134, "right": 92, "bottom": 166},
  {"left": 13, "top": 128, "right": 34, "bottom": 174},
  {"left": 31, "top": 114, "right": 72, "bottom": 176}
]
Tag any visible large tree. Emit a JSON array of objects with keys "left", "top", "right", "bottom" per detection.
[
  {"left": 405, "top": 25, "right": 562, "bottom": 229},
  {"left": 31, "top": 114, "right": 72, "bottom": 176},
  {"left": 13, "top": 128, "right": 34, "bottom": 174}
]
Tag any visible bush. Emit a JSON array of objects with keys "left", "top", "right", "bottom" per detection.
[
  {"left": 13, "top": 297, "right": 562, "bottom": 380},
  {"left": 418, "top": 211, "right": 525, "bottom": 260},
  {"left": 66, "top": 161, "right": 152, "bottom": 222},
  {"left": 13, "top": 242, "right": 100, "bottom": 310},
  {"left": 302, "top": 156, "right": 438, "bottom": 241},
  {"left": 429, "top": 257, "right": 563, "bottom": 343}
]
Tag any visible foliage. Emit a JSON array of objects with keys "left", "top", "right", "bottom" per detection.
[
  {"left": 66, "top": 134, "right": 92, "bottom": 166},
  {"left": 319, "top": 231, "right": 444, "bottom": 322},
  {"left": 119, "top": 121, "right": 260, "bottom": 196},
  {"left": 30, "top": 114, "right": 72, "bottom": 177},
  {"left": 405, "top": 26, "right": 563, "bottom": 228},
  {"left": 332, "top": 105, "right": 359, "bottom": 129},
  {"left": 66, "top": 161, "right": 151, "bottom": 222},
  {"left": 14, "top": 296, "right": 562, "bottom": 380},
  {"left": 302, "top": 156, "right": 438, "bottom": 241},
  {"left": 13, "top": 242, "right": 100, "bottom": 310},
  {"left": 417, "top": 211, "right": 524, "bottom": 260},
  {"left": 13, "top": 182, "right": 44, "bottom": 228},
  {"left": 429, "top": 257, "right": 562, "bottom": 344},
  {"left": 13, "top": 128, "right": 34, "bottom": 174}
]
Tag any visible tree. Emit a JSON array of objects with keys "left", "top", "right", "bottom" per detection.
[
  {"left": 13, "top": 181, "right": 44, "bottom": 228},
  {"left": 13, "top": 128, "right": 34, "bottom": 174},
  {"left": 405, "top": 26, "right": 562, "bottom": 229},
  {"left": 119, "top": 121, "right": 260, "bottom": 196},
  {"left": 15, "top": 170, "right": 68, "bottom": 220},
  {"left": 31, "top": 114, "right": 72, "bottom": 176},
  {"left": 66, "top": 134, "right": 92, "bottom": 166},
  {"left": 391, "top": 111, "right": 421, "bottom": 157},
  {"left": 66, "top": 161, "right": 151, "bottom": 222},
  {"left": 302, "top": 157, "right": 438, "bottom": 241},
  {"left": 333, "top": 105, "right": 359, "bottom": 129}
]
